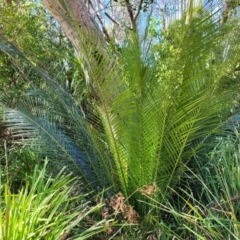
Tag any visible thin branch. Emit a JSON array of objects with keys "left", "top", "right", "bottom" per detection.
[
  {"left": 102, "top": 26, "right": 111, "bottom": 43},
  {"left": 124, "top": 0, "right": 136, "bottom": 31},
  {"left": 95, "top": 1, "right": 121, "bottom": 26},
  {"left": 88, "top": 0, "right": 111, "bottom": 43},
  {"left": 104, "top": 12, "right": 120, "bottom": 26},
  {"left": 134, "top": 0, "right": 143, "bottom": 21}
]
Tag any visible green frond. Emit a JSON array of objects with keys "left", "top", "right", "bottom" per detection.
[{"left": 1, "top": 0, "right": 240, "bottom": 215}]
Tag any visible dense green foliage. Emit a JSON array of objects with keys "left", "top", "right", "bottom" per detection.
[
  {"left": 0, "top": 160, "right": 113, "bottom": 239},
  {"left": 0, "top": 0, "right": 83, "bottom": 96},
  {"left": 1, "top": 0, "right": 240, "bottom": 239}
]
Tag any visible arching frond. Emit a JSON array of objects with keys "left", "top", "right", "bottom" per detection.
[{"left": 1, "top": 1, "right": 240, "bottom": 214}]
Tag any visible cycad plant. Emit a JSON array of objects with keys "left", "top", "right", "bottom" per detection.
[{"left": 0, "top": 2, "right": 240, "bottom": 215}]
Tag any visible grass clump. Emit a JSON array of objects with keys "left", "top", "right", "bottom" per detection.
[
  {"left": 0, "top": 160, "right": 114, "bottom": 240},
  {"left": 138, "top": 136, "right": 240, "bottom": 239}
]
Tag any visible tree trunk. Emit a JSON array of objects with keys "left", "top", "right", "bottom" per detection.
[{"left": 42, "top": 0, "right": 104, "bottom": 55}]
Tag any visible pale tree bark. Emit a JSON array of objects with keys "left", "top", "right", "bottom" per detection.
[
  {"left": 42, "top": 0, "right": 109, "bottom": 92},
  {"left": 42, "top": 0, "right": 104, "bottom": 55}
]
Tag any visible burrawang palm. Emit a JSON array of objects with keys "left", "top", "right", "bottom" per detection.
[{"left": 0, "top": 2, "right": 240, "bottom": 217}]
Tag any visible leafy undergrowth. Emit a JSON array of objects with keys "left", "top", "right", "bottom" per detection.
[
  {"left": 90, "top": 137, "right": 240, "bottom": 240},
  {"left": 1, "top": 137, "right": 240, "bottom": 240},
  {"left": 0, "top": 160, "right": 114, "bottom": 240}
]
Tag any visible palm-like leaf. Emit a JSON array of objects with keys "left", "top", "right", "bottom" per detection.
[
  {"left": 1, "top": 2, "right": 240, "bottom": 214},
  {"left": 0, "top": 41, "right": 112, "bottom": 189}
]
